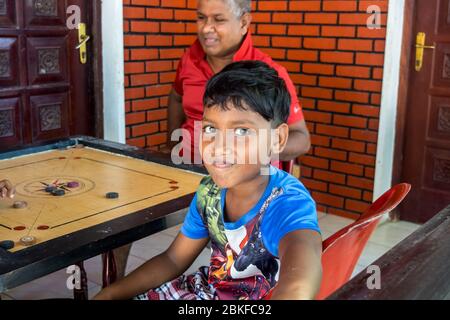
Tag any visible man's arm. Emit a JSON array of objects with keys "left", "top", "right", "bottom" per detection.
[
  {"left": 166, "top": 88, "right": 186, "bottom": 149},
  {"left": 279, "top": 119, "right": 311, "bottom": 161},
  {"left": 93, "top": 233, "right": 209, "bottom": 300},
  {"left": 270, "top": 230, "right": 322, "bottom": 300}
]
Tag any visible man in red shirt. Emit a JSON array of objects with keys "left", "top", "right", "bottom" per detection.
[{"left": 167, "top": 0, "right": 310, "bottom": 166}]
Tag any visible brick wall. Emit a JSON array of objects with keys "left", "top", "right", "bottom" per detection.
[{"left": 122, "top": 0, "right": 389, "bottom": 218}]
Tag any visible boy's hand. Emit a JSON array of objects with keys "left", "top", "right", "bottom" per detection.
[{"left": 0, "top": 180, "right": 15, "bottom": 200}]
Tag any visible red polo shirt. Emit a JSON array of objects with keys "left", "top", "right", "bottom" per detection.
[{"left": 173, "top": 32, "right": 304, "bottom": 164}]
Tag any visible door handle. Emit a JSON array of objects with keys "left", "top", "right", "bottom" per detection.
[
  {"left": 415, "top": 32, "right": 435, "bottom": 72},
  {"left": 77, "top": 23, "right": 90, "bottom": 64}
]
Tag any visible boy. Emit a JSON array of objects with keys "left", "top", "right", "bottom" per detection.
[
  {"left": 0, "top": 180, "right": 15, "bottom": 200},
  {"left": 94, "top": 61, "right": 322, "bottom": 300}
]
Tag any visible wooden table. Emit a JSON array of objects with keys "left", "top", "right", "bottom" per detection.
[
  {"left": 328, "top": 204, "right": 450, "bottom": 300},
  {"left": 0, "top": 136, "right": 205, "bottom": 299}
]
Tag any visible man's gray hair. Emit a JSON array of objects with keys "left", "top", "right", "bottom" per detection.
[{"left": 225, "top": 0, "right": 251, "bottom": 18}]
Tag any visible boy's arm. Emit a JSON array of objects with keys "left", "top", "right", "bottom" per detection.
[
  {"left": 0, "top": 180, "right": 15, "bottom": 199},
  {"left": 93, "top": 233, "right": 209, "bottom": 300},
  {"left": 270, "top": 230, "right": 322, "bottom": 300}
]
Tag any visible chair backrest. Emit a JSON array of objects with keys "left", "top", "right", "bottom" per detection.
[{"left": 315, "top": 183, "right": 411, "bottom": 300}]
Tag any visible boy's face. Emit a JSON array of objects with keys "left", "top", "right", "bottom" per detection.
[{"left": 201, "top": 104, "right": 288, "bottom": 189}]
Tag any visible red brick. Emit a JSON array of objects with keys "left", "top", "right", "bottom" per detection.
[
  {"left": 127, "top": 137, "right": 146, "bottom": 148},
  {"left": 333, "top": 115, "right": 367, "bottom": 129},
  {"left": 291, "top": 74, "right": 317, "bottom": 86},
  {"left": 159, "top": 71, "right": 176, "bottom": 83},
  {"left": 319, "top": 76, "right": 352, "bottom": 89},
  {"left": 125, "top": 62, "right": 145, "bottom": 75},
  {"left": 174, "top": 35, "right": 196, "bottom": 46},
  {"left": 124, "top": 6, "right": 145, "bottom": 19},
  {"left": 130, "top": 49, "right": 158, "bottom": 61},
  {"left": 146, "top": 8, "right": 173, "bottom": 19},
  {"left": 258, "top": 24, "right": 287, "bottom": 35},
  {"left": 321, "top": 26, "right": 356, "bottom": 37},
  {"left": 359, "top": 0, "right": 388, "bottom": 12},
  {"left": 302, "top": 178, "right": 328, "bottom": 192},
  {"left": 125, "top": 112, "right": 146, "bottom": 125},
  {"left": 279, "top": 61, "right": 301, "bottom": 72},
  {"left": 260, "top": 48, "right": 286, "bottom": 60},
  {"left": 301, "top": 156, "right": 329, "bottom": 169},
  {"left": 132, "top": 0, "right": 159, "bottom": 5},
  {"left": 305, "top": 13, "right": 338, "bottom": 24},
  {"left": 373, "top": 68, "right": 384, "bottom": 79},
  {"left": 365, "top": 167, "right": 375, "bottom": 179},
  {"left": 321, "top": 51, "right": 354, "bottom": 64},
  {"left": 350, "top": 129, "right": 378, "bottom": 143},
  {"left": 258, "top": 1, "right": 288, "bottom": 11},
  {"left": 302, "top": 87, "right": 333, "bottom": 99},
  {"left": 273, "top": 13, "right": 303, "bottom": 24},
  {"left": 336, "top": 65, "right": 371, "bottom": 78},
  {"left": 349, "top": 152, "right": 376, "bottom": 166},
  {"left": 124, "top": 35, "right": 146, "bottom": 47},
  {"left": 338, "top": 39, "right": 373, "bottom": 51},
  {"left": 125, "top": 87, "right": 145, "bottom": 100},
  {"left": 357, "top": 26, "right": 387, "bottom": 39},
  {"left": 303, "top": 38, "right": 336, "bottom": 50},
  {"left": 287, "top": 49, "right": 318, "bottom": 61},
  {"left": 303, "top": 110, "right": 332, "bottom": 124},
  {"left": 303, "top": 63, "right": 334, "bottom": 75},
  {"left": 159, "top": 48, "right": 185, "bottom": 59},
  {"left": 315, "top": 147, "right": 347, "bottom": 161},
  {"left": 332, "top": 138, "right": 366, "bottom": 153},
  {"left": 146, "top": 133, "right": 167, "bottom": 146},
  {"left": 346, "top": 199, "right": 370, "bottom": 213},
  {"left": 310, "top": 134, "right": 331, "bottom": 147},
  {"left": 146, "top": 84, "right": 171, "bottom": 97},
  {"left": 252, "top": 36, "right": 271, "bottom": 47},
  {"left": 316, "top": 124, "right": 349, "bottom": 138},
  {"left": 317, "top": 100, "right": 351, "bottom": 113},
  {"left": 367, "top": 143, "right": 377, "bottom": 155},
  {"left": 331, "top": 160, "right": 364, "bottom": 176},
  {"left": 289, "top": 1, "right": 321, "bottom": 11},
  {"left": 130, "top": 73, "right": 158, "bottom": 86},
  {"left": 147, "top": 109, "right": 167, "bottom": 121},
  {"left": 174, "top": 9, "right": 197, "bottom": 20},
  {"left": 323, "top": 1, "right": 357, "bottom": 11},
  {"left": 132, "top": 122, "right": 159, "bottom": 137},
  {"left": 146, "top": 61, "right": 173, "bottom": 72},
  {"left": 356, "top": 52, "right": 385, "bottom": 66},
  {"left": 369, "top": 119, "right": 379, "bottom": 130},
  {"left": 272, "top": 37, "right": 301, "bottom": 48},
  {"left": 130, "top": 21, "right": 159, "bottom": 33},
  {"left": 161, "top": 22, "right": 185, "bottom": 33},
  {"left": 132, "top": 98, "right": 159, "bottom": 112},
  {"left": 161, "top": 0, "right": 185, "bottom": 8},
  {"left": 339, "top": 13, "right": 371, "bottom": 25},
  {"left": 288, "top": 25, "right": 320, "bottom": 36},
  {"left": 375, "top": 40, "right": 386, "bottom": 52},
  {"left": 335, "top": 90, "right": 369, "bottom": 103},
  {"left": 355, "top": 79, "right": 382, "bottom": 92},
  {"left": 251, "top": 12, "right": 271, "bottom": 23},
  {"left": 146, "top": 35, "right": 173, "bottom": 46},
  {"left": 363, "top": 191, "right": 373, "bottom": 202},
  {"left": 312, "top": 191, "right": 344, "bottom": 208},
  {"left": 348, "top": 176, "right": 374, "bottom": 190},
  {"left": 314, "top": 169, "right": 346, "bottom": 184},
  {"left": 330, "top": 184, "right": 362, "bottom": 200}
]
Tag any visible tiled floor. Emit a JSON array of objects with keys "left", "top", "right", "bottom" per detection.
[{"left": 1, "top": 213, "right": 421, "bottom": 300}]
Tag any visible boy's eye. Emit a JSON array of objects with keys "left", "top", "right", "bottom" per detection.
[
  {"left": 203, "top": 125, "right": 216, "bottom": 134},
  {"left": 234, "top": 128, "right": 250, "bottom": 136}
]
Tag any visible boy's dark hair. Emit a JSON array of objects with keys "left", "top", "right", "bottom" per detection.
[{"left": 203, "top": 60, "right": 290, "bottom": 127}]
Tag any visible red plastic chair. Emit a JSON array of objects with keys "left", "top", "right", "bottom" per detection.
[{"left": 315, "top": 183, "right": 411, "bottom": 300}]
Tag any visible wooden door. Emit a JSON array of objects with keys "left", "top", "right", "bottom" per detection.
[
  {"left": 0, "top": 0, "right": 94, "bottom": 150},
  {"left": 399, "top": 0, "right": 450, "bottom": 223}
]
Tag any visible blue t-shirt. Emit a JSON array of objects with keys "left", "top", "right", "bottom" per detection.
[{"left": 181, "top": 166, "right": 320, "bottom": 257}]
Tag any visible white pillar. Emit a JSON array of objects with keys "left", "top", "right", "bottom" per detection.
[
  {"left": 101, "top": 0, "right": 126, "bottom": 143},
  {"left": 374, "top": 0, "right": 406, "bottom": 201}
]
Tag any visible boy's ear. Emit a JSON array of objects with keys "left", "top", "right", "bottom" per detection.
[{"left": 271, "top": 123, "right": 289, "bottom": 156}]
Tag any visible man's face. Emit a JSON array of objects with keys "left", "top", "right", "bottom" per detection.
[
  {"left": 196, "top": 0, "right": 248, "bottom": 58},
  {"left": 201, "top": 104, "right": 274, "bottom": 189}
]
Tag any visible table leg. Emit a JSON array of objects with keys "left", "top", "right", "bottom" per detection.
[
  {"left": 102, "top": 251, "right": 117, "bottom": 288},
  {"left": 73, "top": 261, "right": 88, "bottom": 300}
]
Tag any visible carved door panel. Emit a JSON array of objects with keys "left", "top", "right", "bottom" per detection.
[
  {"left": 0, "top": 0, "right": 94, "bottom": 149},
  {"left": 400, "top": 0, "right": 450, "bottom": 222}
]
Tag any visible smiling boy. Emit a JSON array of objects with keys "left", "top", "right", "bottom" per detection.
[{"left": 94, "top": 61, "right": 322, "bottom": 300}]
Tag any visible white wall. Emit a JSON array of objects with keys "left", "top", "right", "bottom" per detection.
[
  {"left": 374, "top": 0, "right": 406, "bottom": 202},
  {"left": 101, "top": 0, "right": 126, "bottom": 143}
]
